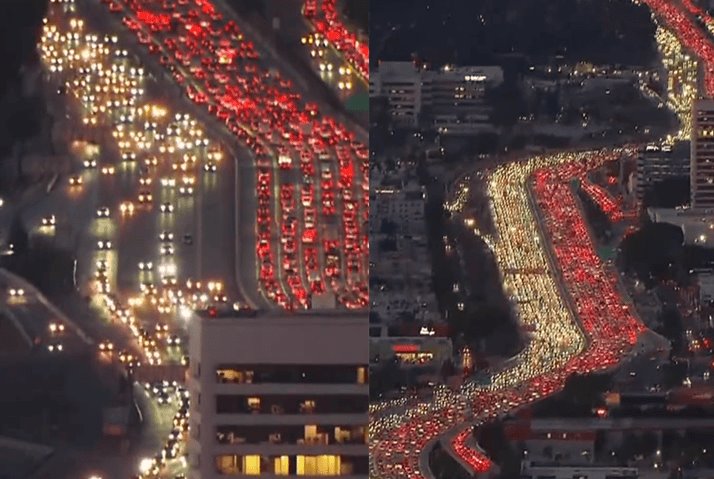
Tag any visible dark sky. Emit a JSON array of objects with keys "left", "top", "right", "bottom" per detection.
[{"left": 370, "top": 0, "right": 656, "bottom": 69}]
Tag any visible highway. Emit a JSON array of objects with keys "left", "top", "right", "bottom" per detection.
[
  {"left": 369, "top": 0, "right": 714, "bottom": 476},
  {"left": 369, "top": 12, "right": 703, "bottom": 479},
  {"left": 0, "top": 0, "right": 369, "bottom": 476},
  {"left": 261, "top": 0, "right": 368, "bottom": 103}
]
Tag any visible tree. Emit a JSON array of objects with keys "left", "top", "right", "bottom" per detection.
[{"left": 618, "top": 221, "right": 684, "bottom": 286}]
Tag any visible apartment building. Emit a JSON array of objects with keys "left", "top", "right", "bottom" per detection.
[
  {"left": 691, "top": 98, "right": 714, "bottom": 209},
  {"left": 186, "top": 310, "right": 369, "bottom": 478}
]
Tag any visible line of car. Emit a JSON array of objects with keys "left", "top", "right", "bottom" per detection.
[{"left": 102, "top": 0, "right": 369, "bottom": 310}]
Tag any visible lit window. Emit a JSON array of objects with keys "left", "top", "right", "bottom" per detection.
[
  {"left": 297, "top": 455, "right": 341, "bottom": 475},
  {"left": 357, "top": 367, "right": 366, "bottom": 384},
  {"left": 247, "top": 397, "right": 260, "bottom": 411},
  {"left": 243, "top": 455, "right": 260, "bottom": 475},
  {"left": 274, "top": 456, "right": 289, "bottom": 475}
]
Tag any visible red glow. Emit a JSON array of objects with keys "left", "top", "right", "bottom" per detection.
[{"left": 392, "top": 344, "right": 420, "bottom": 353}]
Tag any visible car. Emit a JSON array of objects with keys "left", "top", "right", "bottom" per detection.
[
  {"left": 98, "top": 341, "right": 114, "bottom": 352},
  {"left": 68, "top": 175, "right": 83, "bottom": 186},
  {"left": 101, "top": 166, "right": 116, "bottom": 175},
  {"left": 138, "top": 261, "right": 153, "bottom": 271},
  {"left": 83, "top": 159, "right": 97, "bottom": 168},
  {"left": 120, "top": 201, "right": 135, "bottom": 215},
  {"left": 41, "top": 215, "right": 56, "bottom": 227},
  {"left": 159, "top": 231, "right": 174, "bottom": 242},
  {"left": 183, "top": 234, "right": 193, "bottom": 245},
  {"left": 47, "top": 343, "right": 64, "bottom": 353},
  {"left": 139, "top": 177, "right": 152, "bottom": 186},
  {"left": 8, "top": 288, "right": 24, "bottom": 297},
  {"left": 97, "top": 240, "right": 113, "bottom": 250},
  {"left": 160, "top": 203, "right": 174, "bottom": 213},
  {"left": 138, "top": 191, "right": 153, "bottom": 204},
  {"left": 161, "top": 178, "right": 176, "bottom": 187},
  {"left": 157, "top": 391, "right": 172, "bottom": 404},
  {"left": 178, "top": 186, "right": 194, "bottom": 195},
  {"left": 49, "top": 321, "right": 65, "bottom": 334},
  {"left": 96, "top": 207, "right": 110, "bottom": 218},
  {"left": 203, "top": 162, "right": 217, "bottom": 172},
  {"left": 160, "top": 244, "right": 175, "bottom": 256},
  {"left": 167, "top": 334, "right": 181, "bottom": 346}
]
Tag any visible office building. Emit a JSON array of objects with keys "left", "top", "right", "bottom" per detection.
[
  {"left": 691, "top": 98, "right": 714, "bottom": 209},
  {"left": 423, "top": 65, "right": 502, "bottom": 114},
  {"left": 635, "top": 143, "right": 688, "bottom": 200},
  {"left": 369, "top": 61, "right": 423, "bottom": 127},
  {"left": 187, "top": 310, "right": 369, "bottom": 478},
  {"left": 370, "top": 62, "right": 503, "bottom": 131}
]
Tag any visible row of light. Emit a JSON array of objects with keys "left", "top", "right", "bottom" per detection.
[{"left": 41, "top": 1, "right": 230, "bottom": 476}]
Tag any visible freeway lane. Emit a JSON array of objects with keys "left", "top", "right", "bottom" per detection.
[
  {"left": 76, "top": 0, "right": 271, "bottom": 310},
  {"left": 371, "top": 149, "right": 651, "bottom": 479},
  {"left": 99, "top": 0, "right": 369, "bottom": 309},
  {"left": 262, "top": 0, "right": 368, "bottom": 102},
  {"left": 31, "top": 2, "right": 263, "bottom": 371},
  {"left": 71, "top": 0, "right": 260, "bottom": 307}
]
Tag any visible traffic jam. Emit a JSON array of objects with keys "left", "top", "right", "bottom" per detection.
[{"left": 101, "top": 0, "right": 369, "bottom": 311}]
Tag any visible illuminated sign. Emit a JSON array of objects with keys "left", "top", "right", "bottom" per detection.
[
  {"left": 419, "top": 326, "right": 435, "bottom": 336},
  {"left": 392, "top": 344, "right": 420, "bottom": 353}
]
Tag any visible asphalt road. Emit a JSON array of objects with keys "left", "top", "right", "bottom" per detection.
[{"left": 262, "top": 0, "right": 369, "bottom": 101}]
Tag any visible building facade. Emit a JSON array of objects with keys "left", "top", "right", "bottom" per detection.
[
  {"left": 370, "top": 62, "right": 503, "bottom": 131},
  {"left": 369, "top": 61, "right": 423, "bottom": 127},
  {"left": 187, "top": 311, "right": 369, "bottom": 478},
  {"left": 635, "top": 143, "right": 689, "bottom": 200},
  {"left": 691, "top": 98, "right": 714, "bottom": 209}
]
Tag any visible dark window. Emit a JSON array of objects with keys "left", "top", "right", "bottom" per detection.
[
  {"left": 216, "top": 424, "right": 366, "bottom": 445},
  {"left": 215, "top": 364, "right": 368, "bottom": 384},
  {"left": 215, "top": 394, "right": 368, "bottom": 415}
]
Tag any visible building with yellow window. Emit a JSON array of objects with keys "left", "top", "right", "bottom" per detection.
[{"left": 187, "top": 310, "right": 368, "bottom": 478}]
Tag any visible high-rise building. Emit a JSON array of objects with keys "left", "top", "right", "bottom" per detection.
[
  {"left": 187, "top": 310, "right": 369, "bottom": 479},
  {"left": 635, "top": 143, "right": 688, "bottom": 200},
  {"left": 691, "top": 98, "right": 714, "bottom": 209}
]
